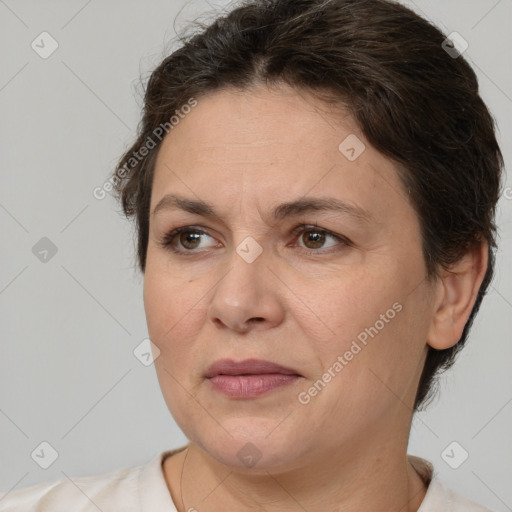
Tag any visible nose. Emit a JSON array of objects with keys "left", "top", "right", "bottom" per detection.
[{"left": 207, "top": 243, "right": 285, "bottom": 333}]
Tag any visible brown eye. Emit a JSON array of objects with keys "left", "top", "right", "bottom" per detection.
[
  {"left": 301, "top": 230, "right": 327, "bottom": 249},
  {"left": 295, "top": 228, "right": 343, "bottom": 252},
  {"left": 179, "top": 231, "right": 202, "bottom": 250},
  {"left": 160, "top": 227, "right": 218, "bottom": 254}
]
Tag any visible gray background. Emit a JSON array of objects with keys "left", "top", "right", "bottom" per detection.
[{"left": 0, "top": 0, "right": 511, "bottom": 510}]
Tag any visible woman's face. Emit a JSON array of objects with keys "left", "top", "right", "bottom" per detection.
[{"left": 143, "top": 84, "right": 436, "bottom": 471}]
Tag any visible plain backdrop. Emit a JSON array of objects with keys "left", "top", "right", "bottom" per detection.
[{"left": 0, "top": 0, "right": 511, "bottom": 510}]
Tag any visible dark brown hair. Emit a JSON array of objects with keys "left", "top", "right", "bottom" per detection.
[{"left": 112, "top": 0, "right": 504, "bottom": 410}]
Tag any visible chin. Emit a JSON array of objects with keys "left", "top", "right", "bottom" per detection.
[{"left": 188, "top": 420, "right": 306, "bottom": 472}]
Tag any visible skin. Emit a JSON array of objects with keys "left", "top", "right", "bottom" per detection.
[{"left": 143, "top": 84, "right": 488, "bottom": 512}]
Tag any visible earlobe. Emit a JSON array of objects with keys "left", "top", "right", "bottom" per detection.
[{"left": 426, "top": 240, "right": 488, "bottom": 350}]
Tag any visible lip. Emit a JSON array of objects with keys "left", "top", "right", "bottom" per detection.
[
  {"left": 205, "top": 358, "right": 302, "bottom": 398},
  {"left": 204, "top": 358, "right": 300, "bottom": 378}
]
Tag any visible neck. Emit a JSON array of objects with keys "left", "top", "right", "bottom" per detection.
[{"left": 164, "top": 434, "right": 427, "bottom": 512}]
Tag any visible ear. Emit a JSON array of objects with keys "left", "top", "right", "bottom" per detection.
[{"left": 427, "top": 240, "right": 489, "bottom": 350}]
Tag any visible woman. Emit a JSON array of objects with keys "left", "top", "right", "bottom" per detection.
[{"left": 0, "top": 0, "right": 504, "bottom": 510}]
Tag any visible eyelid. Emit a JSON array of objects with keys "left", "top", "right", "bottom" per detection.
[
  {"left": 289, "top": 224, "right": 351, "bottom": 251},
  {"left": 158, "top": 224, "right": 351, "bottom": 255},
  {"left": 158, "top": 226, "right": 218, "bottom": 253}
]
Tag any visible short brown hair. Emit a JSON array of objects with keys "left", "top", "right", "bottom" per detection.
[{"left": 112, "top": 0, "right": 504, "bottom": 410}]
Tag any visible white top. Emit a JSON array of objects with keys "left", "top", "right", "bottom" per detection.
[{"left": 0, "top": 447, "right": 492, "bottom": 511}]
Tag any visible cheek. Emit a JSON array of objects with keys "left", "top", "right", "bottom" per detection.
[
  {"left": 298, "top": 261, "right": 426, "bottom": 386},
  {"left": 143, "top": 266, "right": 208, "bottom": 413},
  {"left": 293, "top": 266, "right": 398, "bottom": 355},
  {"left": 143, "top": 260, "right": 202, "bottom": 354}
]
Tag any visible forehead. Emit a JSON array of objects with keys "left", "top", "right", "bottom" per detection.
[
  {"left": 156, "top": 85, "right": 357, "bottom": 167},
  {"left": 150, "top": 85, "right": 412, "bottom": 224}
]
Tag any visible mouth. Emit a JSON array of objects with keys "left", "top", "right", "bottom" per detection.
[
  {"left": 204, "top": 358, "right": 302, "bottom": 398},
  {"left": 205, "top": 358, "right": 301, "bottom": 378}
]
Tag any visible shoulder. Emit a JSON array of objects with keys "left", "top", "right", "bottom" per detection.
[
  {"left": 0, "top": 451, "right": 170, "bottom": 512},
  {"left": 409, "top": 455, "right": 493, "bottom": 512},
  {"left": 423, "top": 479, "right": 493, "bottom": 512}
]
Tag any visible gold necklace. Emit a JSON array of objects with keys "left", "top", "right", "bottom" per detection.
[{"left": 179, "top": 446, "right": 190, "bottom": 512}]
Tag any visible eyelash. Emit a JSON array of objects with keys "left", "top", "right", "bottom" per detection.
[{"left": 158, "top": 225, "right": 351, "bottom": 257}]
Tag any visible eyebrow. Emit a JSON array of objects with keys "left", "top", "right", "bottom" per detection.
[{"left": 151, "top": 193, "right": 373, "bottom": 224}]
